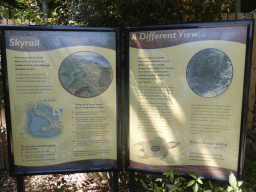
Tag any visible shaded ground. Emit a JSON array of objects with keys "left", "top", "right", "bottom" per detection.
[{"left": 0, "top": 171, "right": 131, "bottom": 192}]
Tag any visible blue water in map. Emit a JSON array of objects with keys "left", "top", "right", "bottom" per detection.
[
  {"left": 25, "top": 103, "right": 62, "bottom": 138},
  {"left": 37, "top": 104, "right": 59, "bottom": 120}
]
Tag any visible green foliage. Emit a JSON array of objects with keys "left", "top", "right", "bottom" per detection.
[
  {"left": 226, "top": 172, "right": 243, "bottom": 192},
  {"left": 0, "top": 0, "right": 70, "bottom": 25},
  {"left": 0, "top": 2, "right": 10, "bottom": 19},
  {"left": 0, "top": 0, "right": 238, "bottom": 26},
  {"left": 164, "top": 168, "right": 187, "bottom": 191},
  {"left": 242, "top": 147, "right": 256, "bottom": 190},
  {"left": 15, "top": 0, "right": 43, "bottom": 23},
  {"left": 140, "top": 174, "right": 166, "bottom": 192},
  {"left": 67, "top": 0, "right": 236, "bottom": 27},
  {"left": 140, "top": 169, "right": 256, "bottom": 192},
  {"left": 187, "top": 173, "right": 205, "bottom": 192}
]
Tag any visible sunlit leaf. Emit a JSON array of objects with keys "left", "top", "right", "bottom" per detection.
[
  {"left": 193, "top": 183, "right": 199, "bottom": 192},
  {"left": 189, "top": 173, "right": 197, "bottom": 180},
  {"left": 197, "top": 178, "right": 203, "bottom": 184},
  {"left": 187, "top": 180, "right": 195, "bottom": 187},
  {"left": 155, "top": 178, "right": 163, "bottom": 182},
  {"left": 229, "top": 172, "right": 237, "bottom": 188}
]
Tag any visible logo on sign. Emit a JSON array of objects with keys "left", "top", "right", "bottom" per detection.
[{"left": 151, "top": 146, "right": 160, "bottom": 151}]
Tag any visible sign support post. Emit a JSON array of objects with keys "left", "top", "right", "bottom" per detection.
[
  {"left": 16, "top": 176, "right": 24, "bottom": 192},
  {"left": 129, "top": 171, "right": 136, "bottom": 192},
  {"left": 113, "top": 171, "right": 119, "bottom": 192}
]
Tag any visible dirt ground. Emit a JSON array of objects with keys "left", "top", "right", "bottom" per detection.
[{"left": 0, "top": 171, "right": 130, "bottom": 192}]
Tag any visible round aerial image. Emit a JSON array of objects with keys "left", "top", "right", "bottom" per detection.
[
  {"left": 186, "top": 48, "right": 233, "bottom": 98},
  {"left": 59, "top": 51, "right": 113, "bottom": 98}
]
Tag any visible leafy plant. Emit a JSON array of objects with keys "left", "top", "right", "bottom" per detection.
[
  {"left": 140, "top": 174, "right": 165, "bottom": 192},
  {"left": 164, "top": 169, "right": 187, "bottom": 192},
  {"left": 187, "top": 173, "right": 204, "bottom": 192},
  {"left": 226, "top": 172, "right": 243, "bottom": 192},
  {"left": 141, "top": 177, "right": 165, "bottom": 192},
  {"left": 140, "top": 169, "right": 253, "bottom": 192}
]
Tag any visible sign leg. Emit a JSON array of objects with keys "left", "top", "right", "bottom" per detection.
[
  {"left": 16, "top": 176, "right": 24, "bottom": 192},
  {"left": 113, "top": 171, "right": 119, "bottom": 192},
  {"left": 129, "top": 171, "right": 136, "bottom": 192}
]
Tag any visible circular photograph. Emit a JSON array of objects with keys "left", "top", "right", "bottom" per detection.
[
  {"left": 59, "top": 51, "right": 113, "bottom": 98},
  {"left": 186, "top": 48, "right": 233, "bottom": 98}
]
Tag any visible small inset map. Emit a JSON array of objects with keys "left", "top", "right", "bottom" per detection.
[
  {"left": 25, "top": 103, "right": 62, "bottom": 138},
  {"left": 59, "top": 51, "right": 113, "bottom": 98}
]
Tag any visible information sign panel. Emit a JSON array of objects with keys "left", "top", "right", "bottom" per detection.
[
  {"left": 125, "top": 20, "right": 253, "bottom": 179},
  {"left": 1, "top": 26, "right": 120, "bottom": 175}
]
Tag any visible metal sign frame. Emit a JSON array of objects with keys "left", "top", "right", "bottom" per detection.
[
  {"left": 125, "top": 20, "right": 254, "bottom": 180},
  {"left": 1, "top": 25, "right": 121, "bottom": 176}
]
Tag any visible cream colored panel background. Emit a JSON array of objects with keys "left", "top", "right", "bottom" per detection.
[
  {"left": 130, "top": 40, "right": 246, "bottom": 171},
  {"left": 7, "top": 46, "right": 117, "bottom": 167}
]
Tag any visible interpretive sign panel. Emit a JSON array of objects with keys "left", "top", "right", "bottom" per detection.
[
  {"left": 1, "top": 26, "right": 120, "bottom": 175},
  {"left": 125, "top": 20, "right": 253, "bottom": 179}
]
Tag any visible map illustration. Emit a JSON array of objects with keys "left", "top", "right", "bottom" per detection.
[
  {"left": 25, "top": 103, "right": 62, "bottom": 138},
  {"left": 59, "top": 51, "right": 113, "bottom": 98},
  {"left": 186, "top": 48, "right": 233, "bottom": 98}
]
